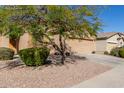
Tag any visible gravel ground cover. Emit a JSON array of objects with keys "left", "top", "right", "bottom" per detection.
[{"left": 0, "top": 55, "right": 111, "bottom": 88}]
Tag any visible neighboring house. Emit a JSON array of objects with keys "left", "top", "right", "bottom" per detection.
[{"left": 96, "top": 32, "right": 124, "bottom": 53}]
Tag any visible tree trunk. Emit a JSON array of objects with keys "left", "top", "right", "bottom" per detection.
[
  {"left": 59, "top": 34, "right": 65, "bottom": 64},
  {"left": 61, "top": 53, "right": 65, "bottom": 64},
  {"left": 16, "top": 38, "right": 20, "bottom": 54},
  {"left": 43, "top": 33, "right": 66, "bottom": 64}
]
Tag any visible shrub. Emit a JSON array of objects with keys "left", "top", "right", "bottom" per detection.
[
  {"left": 119, "top": 48, "right": 124, "bottom": 58},
  {"left": 54, "top": 52, "right": 60, "bottom": 55},
  {"left": 104, "top": 51, "right": 109, "bottom": 55},
  {"left": 54, "top": 51, "right": 71, "bottom": 56},
  {"left": 110, "top": 47, "right": 120, "bottom": 57},
  {"left": 65, "top": 52, "right": 71, "bottom": 56},
  {"left": 0, "top": 47, "right": 14, "bottom": 60},
  {"left": 19, "top": 47, "right": 50, "bottom": 66},
  {"left": 92, "top": 51, "right": 95, "bottom": 54}
]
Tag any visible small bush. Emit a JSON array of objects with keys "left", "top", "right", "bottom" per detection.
[
  {"left": 0, "top": 47, "right": 14, "bottom": 60},
  {"left": 54, "top": 52, "right": 60, "bottom": 55},
  {"left": 92, "top": 51, "right": 95, "bottom": 54},
  {"left": 119, "top": 48, "right": 124, "bottom": 58},
  {"left": 104, "top": 51, "right": 109, "bottom": 55},
  {"left": 19, "top": 47, "right": 50, "bottom": 66},
  {"left": 110, "top": 47, "right": 120, "bottom": 57},
  {"left": 54, "top": 51, "right": 71, "bottom": 56},
  {"left": 65, "top": 52, "right": 71, "bottom": 56}
]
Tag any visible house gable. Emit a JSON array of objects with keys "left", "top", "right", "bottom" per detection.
[
  {"left": 107, "top": 33, "right": 124, "bottom": 44},
  {"left": 106, "top": 33, "right": 121, "bottom": 43}
]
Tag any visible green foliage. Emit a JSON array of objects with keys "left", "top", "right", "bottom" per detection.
[
  {"left": 110, "top": 47, "right": 120, "bottom": 57},
  {"left": 0, "top": 47, "right": 14, "bottom": 60},
  {"left": 0, "top": 6, "right": 14, "bottom": 35},
  {"left": 19, "top": 47, "right": 50, "bottom": 66},
  {"left": 43, "top": 6, "right": 102, "bottom": 64},
  {"left": 8, "top": 25, "right": 24, "bottom": 39},
  {"left": 119, "top": 48, "right": 124, "bottom": 58},
  {"left": 0, "top": 5, "right": 103, "bottom": 64},
  {"left": 45, "top": 6, "right": 102, "bottom": 38}
]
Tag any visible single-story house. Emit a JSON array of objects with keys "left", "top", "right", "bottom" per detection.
[
  {"left": 53, "top": 35, "right": 96, "bottom": 54},
  {"left": 96, "top": 32, "right": 124, "bottom": 53},
  {"left": 1, "top": 31, "right": 124, "bottom": 54},
  {"left": 0, "top": 33, "right": 96, "bottom": 54}
]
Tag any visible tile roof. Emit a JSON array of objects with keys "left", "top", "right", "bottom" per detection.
[{"left": 97, "top": 32, "right": 120, "bottom": 39}]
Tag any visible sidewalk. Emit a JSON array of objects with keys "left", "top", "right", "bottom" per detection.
[{"left": 73, "top": 64, "right": 124, "bottom": 88}]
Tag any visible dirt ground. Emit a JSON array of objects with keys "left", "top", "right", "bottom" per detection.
[{"left": 0, "top": 55, "right": 111, "bottom": 88}]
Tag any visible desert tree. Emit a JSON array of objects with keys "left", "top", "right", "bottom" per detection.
[
  {"left": 41, "top": 6, "right": 102, "bottom": 64},
  {"left": 0, "top": 5, "right": 102, "bottom": 64}
]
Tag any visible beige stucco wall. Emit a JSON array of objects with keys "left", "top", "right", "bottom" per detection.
[
  {"left": 0, "top": 35, "right": 96, "bottom": 54},
  {"left": 0, "top": 36, "right": 9, "bottom": 48},
  {"left": 106, "top": 43, "right": 117, "bottom": 52},
  {"left": 1, "top": 33, "right": 123, "bottom": 54},
  {"left": 66, "top": 39, "right": 96, "bottom": 54},
  {"left": 0, "top": 36, "right": 17, "bottom": 53},
  {"left": 0, "top": 33, "right": 33, "bottom": 52},
  {"left": 96, "top": 40, "right": 106, "bottom": 53},
  {"left": 53, "top": 35, "right": 96, "bottom": 54},
  {"left": 19, "top": 33, "right": 33, "bottom": 50}
]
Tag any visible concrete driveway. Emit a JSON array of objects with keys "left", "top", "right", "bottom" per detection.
[
  {"left": 73, "top": 54, "right": 124, "bottom": 88},
  {"left": 78, "top": 54, "right": 124, "bottom": 67}
]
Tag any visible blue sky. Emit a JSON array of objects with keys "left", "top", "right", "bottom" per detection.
[{"left": 98, "top": 5, "right": 124, "bottom": 33}]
